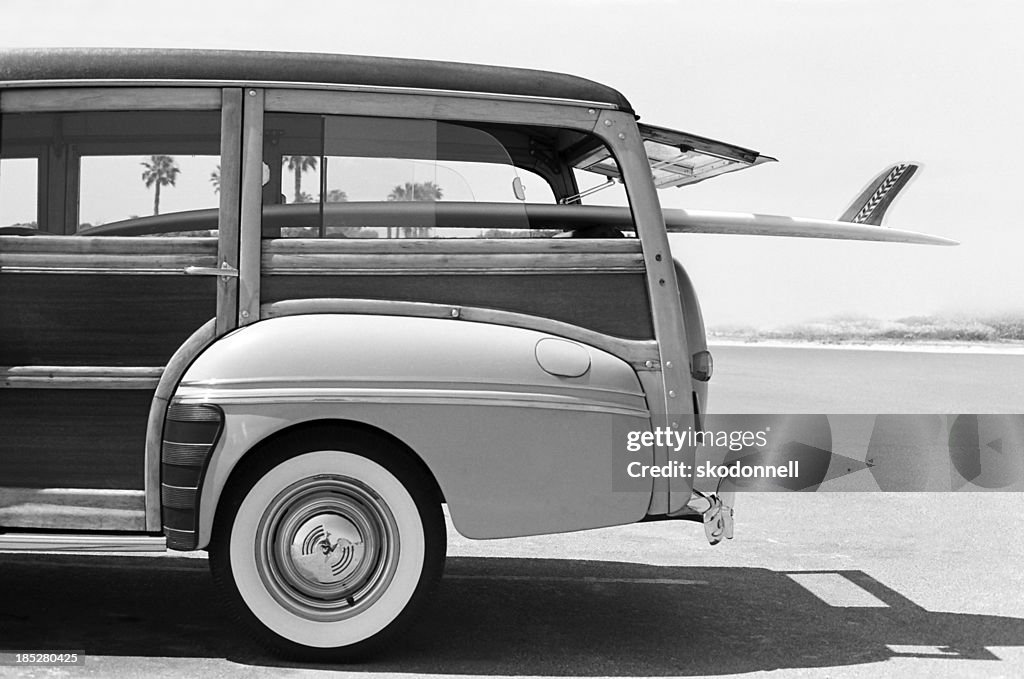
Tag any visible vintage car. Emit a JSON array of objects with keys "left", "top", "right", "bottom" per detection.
[{"left": 0, "top": 48, "right": 954, "bottom": 659}]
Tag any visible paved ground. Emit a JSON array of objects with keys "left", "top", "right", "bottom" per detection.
[
  {"left": 2, "top": 494, "right": 1023, "bottom": 678},
  {"left": 2, "top": 346, "right": 1022, "bottom": 678}
]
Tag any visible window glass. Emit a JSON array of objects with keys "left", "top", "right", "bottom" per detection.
[
  {"left": 263, "top": 113, "right": 615, "bottom": 239},
  {"left": 79, "top": 154, "right": 219, "bottom": 233},
  {"left": 0, "top": 110, "right": 221, "bottom": 236},
  {"left": 0, "top": 157, "right": 38, "bottom": 230},
  {"left": 280, "top": 155, "right": 322, "bottom": 206}
]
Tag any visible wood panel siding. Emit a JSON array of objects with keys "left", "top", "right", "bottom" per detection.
[
  {"left": 0, "top": 234, "right": 217, "bottom": 259},
  {"left": 0, "top": 273, "right": 215, "bottom": 365},
  {"left": 262, "top": 242, "right": 645, "bottom": 275},
  {"left": 0, "top": 389, "right": 150, "bottom": 490},
  {"left": 0, "top": 87, "right": 221, "bottom": 113},
  {"left": 261, "top": 271, "right": 653, "bottom": 340},
  {"left": 260, "top": 238, "right": 653, "bottom": 339}
]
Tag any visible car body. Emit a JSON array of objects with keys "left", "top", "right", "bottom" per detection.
[{"left": 0, "top": 48, "right": 953, "bottom": 658}]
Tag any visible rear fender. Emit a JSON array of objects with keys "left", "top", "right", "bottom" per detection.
[{"left": 169, "top": 314, "right": 653, "bottom": 548}]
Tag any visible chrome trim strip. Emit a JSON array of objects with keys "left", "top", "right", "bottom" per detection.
[
  {"left": 175, "top": 387, "right": 650, "bottom": 418},
  {"left": 182, "top": 375, "right": 644, "bottom": 399},
  {"left": 0, "top": 267, "right": 197, "bottom": 275},
  {"left": 0, "top": 78, "right": 621, "bottom": 110},
  {"left": 0, "top": 366, "right": 163, "bottom": 389},
  {"left": 0, "top": 534, "right": 165, "bottom": 552},
  {"left": 167, "top": 403, "right": 223, "bottom": 422},
  {"left": 162, "top": 442, "right": 213, "bottom": 466},
  {"left": 161, "top": 484, "right": 198, "bottom": 509},
  {"left": 163, "top": 527, "right": 196, "bottom": 542}
]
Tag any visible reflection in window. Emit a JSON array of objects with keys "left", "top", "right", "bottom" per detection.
[
  {"left": 263, "top": 113, "right": 558, "bottom": 239},
  {"left": 323, "top": 157, "right": 470, "bottom": 239},
  {"left": 281, "top": 155, "right": 321, "bottom": 205},
  {"left": 2, "top": 110, "right": 221, "bottom": 236},
  {"left": 261, "top": 113, "right": 632, "bottom": 239},
  {"left": 79, "top": 154, "right": 220, "bottom": 232}
]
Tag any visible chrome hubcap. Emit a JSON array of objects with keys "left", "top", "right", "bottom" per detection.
[
  {"left": 254, "top": 475, "right": 399, "bottom": 621},
  {"left": 289, "top": 513, "right": 367, "bottom": 588}
]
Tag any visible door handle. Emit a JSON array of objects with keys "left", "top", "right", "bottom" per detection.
[{"left": 184, "top": 262, "right": 239, "bottom": 278}]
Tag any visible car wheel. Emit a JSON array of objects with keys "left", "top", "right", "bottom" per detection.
[{"left": 209, "top": 438, "right": 444, "bottom": 660}]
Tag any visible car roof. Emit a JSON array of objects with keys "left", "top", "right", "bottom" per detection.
[{"left": 0, "top": 48, "right": 633, "bottom": 111}]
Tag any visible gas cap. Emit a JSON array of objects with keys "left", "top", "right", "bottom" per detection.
[{"left": 535, "top": 338, "right": 591, "bottom": 378}]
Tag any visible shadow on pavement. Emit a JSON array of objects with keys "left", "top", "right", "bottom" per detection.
[{"left": 0, "top": 553, "right": 1021, "bottom": 675}]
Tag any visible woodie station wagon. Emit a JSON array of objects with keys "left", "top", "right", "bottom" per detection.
[{"left": 0, "top": 48, "right": 954, "bottom": 659}]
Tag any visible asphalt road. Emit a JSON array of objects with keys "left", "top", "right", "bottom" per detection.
[{"left": 2, "top": 345, "right": 1022, "bottom": 678}]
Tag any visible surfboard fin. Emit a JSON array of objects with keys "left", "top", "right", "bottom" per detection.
[{"left": 839, "top": 162, "right": 920, "bottom": 226}]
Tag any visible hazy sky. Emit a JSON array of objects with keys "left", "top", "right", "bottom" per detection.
[{"left": 2, "top": 0, "right": 1021, "bottom": 327}]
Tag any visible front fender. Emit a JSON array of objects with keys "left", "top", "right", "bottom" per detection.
[{"left": 168, "top": 314, "right": 653, "bottom": 548}]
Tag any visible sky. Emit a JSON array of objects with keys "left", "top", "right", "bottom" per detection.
[{"left": 1, "top": 0, "right": 1021, "bottom": 327}]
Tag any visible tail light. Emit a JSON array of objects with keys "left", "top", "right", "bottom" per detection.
[{"left": 691, "top": 350, "right": 713, "bottom": 382}]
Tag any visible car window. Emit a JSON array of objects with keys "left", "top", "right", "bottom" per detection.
[
  {"left": 0, "top": 157, "right": 38, "bottom": 231},
  {"left": 78, "top": 154, "right": 219, "bottom": 233},
  {"left": 0, "top": 110, "right": 221, "bottom": 236},
  {"left": 262, "top": 113, "right": 624, "bottom": 239}
]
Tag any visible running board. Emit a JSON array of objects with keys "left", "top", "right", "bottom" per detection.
[{"left": 0, "top": 533, "right": 166, "bottom": 552}]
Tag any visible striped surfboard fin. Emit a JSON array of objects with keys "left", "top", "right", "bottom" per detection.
[{"left": 839, "top": 163, "right": 920, "bottom": 226}]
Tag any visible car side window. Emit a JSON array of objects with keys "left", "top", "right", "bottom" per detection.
[
  {"left": 0, "top": 110, "right": 221, "bottom": 236},
  {"left": 261, "top": 113, "right": 629, "bottom": 239},
  {"left": 0, "top": 157, "right": 38, "bottom": 232}
]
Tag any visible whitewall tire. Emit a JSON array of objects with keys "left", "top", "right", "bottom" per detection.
[{"left": 210, "top": 438, "right": 444, "bottom": 660}]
